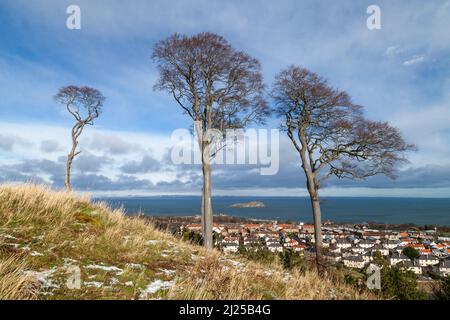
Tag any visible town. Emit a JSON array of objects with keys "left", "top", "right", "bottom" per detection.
[{"left": 181, "top": 220, "right": 450, "bottom": 278}]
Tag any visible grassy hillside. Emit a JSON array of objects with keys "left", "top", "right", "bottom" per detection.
[{"left": 0, "top": 184, "right": 374, "bottom": 300}]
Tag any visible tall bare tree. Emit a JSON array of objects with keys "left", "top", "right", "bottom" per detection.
[
  {"left": 54, "top": 86, "right": 105, "bottom": 191},
  {"left": 152, "top": 33, "right": 268, "bottom": 249},
  {"left": 272, "top": 66, "right": 415, "bottom": 266}
]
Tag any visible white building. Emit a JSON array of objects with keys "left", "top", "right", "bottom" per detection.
[
  {"left": 389, "top": 253, "right": 410, "bottom": 266},
  {"left": 343, "top": 256, "right": 366, "bottom": 269},
  {"left": 418, "top": 255, "right": 439, "bottom": 267},
  {"left": 438, "top": 260, "right": 450, "bottom": 276},
  {"left": 401, "top": 261, "right": 423, "bottom": 275}
]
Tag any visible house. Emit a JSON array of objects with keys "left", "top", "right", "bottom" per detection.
[
  {"left": 438, "top": 260, "right": 450, "bottom": 276},
  {"left": 243, "top": 236, "right": 258, "bottom": 246},
  {"left": 433, "top": 250, "right": 449, "bottom": 258},
  {"left": 226, "top": 224, "right": 241, "bottom": 234},
  {"left": 351, "top": 247, "right": 366, "bottom": 254},
  {"left": 420, "top": 249, "right": 432, "bottom": 256},
  {"left": 292, "top": 244, "right": 306, "bottom": 253},
  {"left": 335, "top": 240, "right": 352, "bottom": 249},
  {"left": 400, "top": 238, "right": 415, "bottom": 246},
  {"left": 343, "top": 256, "right": 366, "bottom": 269},
  {"left": 325, "top": 253, "right": 341, "bottom": 263},
  {"left": 283, "top": 238, "right": 299, "bottom": 248},
  {"left": 222, "top": 236, "right": 239, "bottom": 245},
  {"left": 362, "top": 231, "right": 384, "bottom": 240},
  {"left": 418, "top": 255, "right": 439, "bottom": 267},
  {"left": 302, "top": 224, "right": 315, "bottom": 234},
  {"left": 186, "top": 223, "right": 202, "bottom": 232},
  {"left": 371, "top": 245, "right": 389, "bottom": 256},
  {"left": 243, "top": 223, "right": 261, "bottom": 232},
  {"left": 278, "top": 224, "right": 299, "bottom": 234},
  {"left": 383, "top": 240, "right": 400, "bottom": 250},
  {"left": 386, "top": 233, "right": 400, "bottom": 241},
  {"left": 359, "top": 240, "right": 375, "bottom": 249},
  {"left": 400, "top": 260, "right": 422, "bottom": 275},
  {"left": 222, "top": 243, "right": 239, "bottom": 253},
  {"left": 389, "top": 253, "right": 410, "bottom": 266},
  {"left": 361, "top": 252, "right": 373, "bottom": 263},
  {"left": 398, "top": 232, "right": 409, "bottom": 238},
  {"left": 267, "top": 243, "right": 284, "bottom": 253},
  {"left": 328, "top": 245, "right": 341, "bottom": 254}
]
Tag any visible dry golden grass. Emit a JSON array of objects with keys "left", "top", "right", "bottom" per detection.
[
  {"left": 168, "top": 252, "right": 375, "bottom": 300},
  {"left": 0, "top": 183, "right": 375, "bottom": 300},
  {"left": 0, "top": 255, "right": 36, "bottom": 300}
]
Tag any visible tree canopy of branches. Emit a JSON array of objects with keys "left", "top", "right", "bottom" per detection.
[
  {"left": 54, "top": 86, "right": 105, "bottom": 191},
  {"left": 152, "top": 32, "right": 269, "bottom": 248},
  {"left": 272, "top": 66, "right": 415, "bottom": 266}
]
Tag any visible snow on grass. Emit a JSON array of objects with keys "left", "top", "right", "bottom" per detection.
[
  {"left": 24, "top": 267, "right": 59, "bottom": 289},
  {"left": 2, "top": 234, "right": 19, "bottom": 240},
  {"left": 126, "top": 263, "right": 144, "bottom": 270},
  {"left": 85, "top": 264, "right": 123, "bottom": 275},
  {"left": 30, "top": 251, "right": 44, "bottom": 257},
  {"left": 139, "top": 279, "right": 175, "bottom": 299},
  {"left": 158, "top": 269, "right": 176, "bottom": 276},
  {"left": 84, "top": 281, "right": 104, "bottom": 288}
]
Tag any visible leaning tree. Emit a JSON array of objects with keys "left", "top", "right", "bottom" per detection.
[
  {"left": 54, "top": 86, "right": 105, "bottom": 191},
  {"left": 271, "top": 66, "right": 415, "bottom": 266},
  {"left": 152, "top": 33, "right": 269, "bottom": 249}
]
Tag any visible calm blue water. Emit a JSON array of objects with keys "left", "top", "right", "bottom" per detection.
[{"left": 96, "top": 196, "right": 450, "bottom": 226}]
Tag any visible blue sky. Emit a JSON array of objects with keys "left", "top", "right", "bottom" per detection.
[{"left": 1, "top": 0, "right": 450, "bottom": 197}]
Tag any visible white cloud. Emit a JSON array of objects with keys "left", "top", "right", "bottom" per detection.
[
  {"left": 384, "top": 46, "right": 403, "bottom": 56},
  {"left": 403, "top": 55, "right": 426, "bottom": 66}
]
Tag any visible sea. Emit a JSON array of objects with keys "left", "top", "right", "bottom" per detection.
[{"left": 96, "top": 196, "right": 450, "bottom": 226}]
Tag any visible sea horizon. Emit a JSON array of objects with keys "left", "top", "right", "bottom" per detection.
[{"left": 96, "top": 196, "right": 450, "bottom": 227}]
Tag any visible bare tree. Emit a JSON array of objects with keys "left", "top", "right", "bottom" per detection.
[
  {"left": 152, "top": 33, "right": 269, "bottom": 249},
  {"left": 271, "top": 66, "right": 415, "bottom": 266},
  {"left": 54, "top": 86, "right": 105, "bottom": 191}
]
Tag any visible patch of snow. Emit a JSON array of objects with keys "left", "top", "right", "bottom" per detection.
[
  {"left": 30, "top": 251, "right": 44, "bottom": 257},
  {"left": 63, "top": 258, "right": 78, "bottom": 266},
  {"left": 85, "top": 264, "right": 123, "bottom": 275},
  {"left": 126, "top": 263, "right": 144, "bottom": 270},
  {"left": 110, "top": 277, "right": 120, "bottom": 285},
  {"left": 139, "top": 279, "right": 175, "bottom": 299},
  {"left": 124, "top": 281, "right": 134, "bottom": 286},
  {"left": 24, "top": 267, "right": 59, "bottom": 289},
  {"left": 84, "top": 281, "right": 104, "bottom": 288},
  {"left": 158, "top": 269, "right": 176, "bottom": 276},
  {"left": 3, "top": 234, "right": 19, "bottom": 240}
]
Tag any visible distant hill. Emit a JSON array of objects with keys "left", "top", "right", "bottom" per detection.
[{"left": 0, "top": 184, "right": 372, "bottom": 300}]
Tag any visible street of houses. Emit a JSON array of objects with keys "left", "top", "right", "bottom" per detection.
[{"left": 183, "top": 221, "right": 450, "bottom": 278}]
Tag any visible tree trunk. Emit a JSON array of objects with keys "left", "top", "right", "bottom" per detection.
[
  {"left": 305, "top": 173, "right": 323, "bottom": 271},
  {"left": 202, "top": 162, "right": 213, "bottom": 249},
  {"left": 310, "top": 193, "right": 323, "bottom": 267},
  {"left": 196, "top": 120, "right": 213, "bottom": 249},
  {"left": 66, "top": 123, "right": 82, "bottom": 192},
  {"left": 65, "top": 153, "right": 73, "bottom": 192}
]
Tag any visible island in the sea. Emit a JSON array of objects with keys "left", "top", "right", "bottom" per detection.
[{"left": 230, "top": 201, "right": 265, "bottom": 208}]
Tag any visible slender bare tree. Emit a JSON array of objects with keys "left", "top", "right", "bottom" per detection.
[
  {"left": 152, "top": 33, "right": 269, "bottom": 248},
  {"left": 54, "top": 86, "right": 105, "bottom": 191},
  {"left": 271, "top": 66, "right": 415, "bottom": 267}
]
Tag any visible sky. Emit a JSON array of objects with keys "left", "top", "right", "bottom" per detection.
[{"left": 0, "top": 0, "right": 450, "bottom": 197}]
